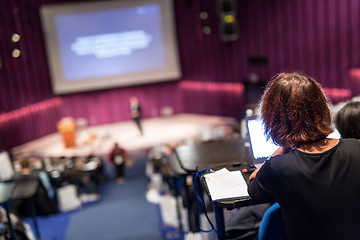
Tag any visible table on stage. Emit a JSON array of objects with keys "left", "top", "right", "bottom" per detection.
[{"left": 173, "top": 138, "right": 260, "bottom": 240}]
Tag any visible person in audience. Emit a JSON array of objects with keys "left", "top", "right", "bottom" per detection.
[
  {"left": 17, "top": 158, "right": 32, "bottom": 175},
  {"left": 86, "top": 154, "right": 106, "bottom": 187},
  {"left": 129, "top": 96, "right": 143, "bottom": 136},
  {"left": 72, "top": 157, "right": 100, "bottom": 201},
  {"left": 335, "top": 101, "right": 360, "bottom": 139},
  {"left": 109, "top": 142, "right": 128, "bottom": 184},
  {"left": 248, "top": 72, "right": 360, "bottom": 240}
]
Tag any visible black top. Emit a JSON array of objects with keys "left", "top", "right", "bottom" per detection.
[{"left": 248, "top": 139, "right": 360, "bottom": 240}]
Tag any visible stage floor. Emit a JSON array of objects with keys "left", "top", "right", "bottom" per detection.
[{"left": 12, "top": 113, "right": 237, "bottom": 160}]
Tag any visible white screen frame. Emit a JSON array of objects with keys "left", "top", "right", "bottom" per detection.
[{"left": 40, "top": 0, "right": 181, "bottom": 95}]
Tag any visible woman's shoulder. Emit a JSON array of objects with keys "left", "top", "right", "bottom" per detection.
[
  {"left": 263, "top": 151, "right": 295, "bottom": 170},
  {"left": 269, "top": 148, "right": 296, "bottom": 161},
  {"left": 339, "top": 138, "right": 360, "bottom": 150},
  {"left": 341, "top": 138, "right": 360, "bottom": 142}
]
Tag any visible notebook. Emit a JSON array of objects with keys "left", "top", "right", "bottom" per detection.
[
  {"left": 246, "top": 118, "right": 279, "bottom": 164},
  {"left": 203, "top": 168, "right": 249, "bottom": 202}
]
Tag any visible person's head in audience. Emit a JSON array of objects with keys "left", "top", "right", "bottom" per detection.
[
  {"left": 335, "top": 101, "right": 360, "bottom": 139},
  {"left": 260, "top": 71, "right": 333, "bottom": 149},
  {"left": 166, "top": 142, "right": 178, "bottom": 154},
  {"left": 19, "top": 158, "right": 32, "bottom": 175},
  {"left": 29, "top": 156, "right": 43, "bottom": 170}
]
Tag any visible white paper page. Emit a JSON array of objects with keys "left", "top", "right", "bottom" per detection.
[{"left": 204, "top": 168, "right": 249, "bottom": 201}]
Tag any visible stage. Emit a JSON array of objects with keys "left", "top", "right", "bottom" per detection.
[{"left": 12, "top": 113, "right": 238, "bottom": 160}]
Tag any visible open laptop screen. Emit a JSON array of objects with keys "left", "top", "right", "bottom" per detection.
[
  {"left": 247, "top": 118, "right": 279, "bottom": 161},
  {"left": 247, "top": 118, "right": 341, "bottom": 161}
]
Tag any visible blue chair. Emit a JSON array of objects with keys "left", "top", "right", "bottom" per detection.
[{"left": 258, "top": 203, "right": 287, "bottom": 240}]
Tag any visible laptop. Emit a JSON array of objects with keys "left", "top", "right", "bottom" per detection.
[
  {"left": 247, "top": 118, "right": 342, "bottom": 165},
  {"left": 246, "top": 118, "right": 279, "bottom": 164}
]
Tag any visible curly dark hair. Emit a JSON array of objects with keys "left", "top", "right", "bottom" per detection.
[
  {"left": 335, "top": 101, "right": 360, "bottom": 139},
  {"left": 260, "top": 72, "right": 333, "bottom": 148}
]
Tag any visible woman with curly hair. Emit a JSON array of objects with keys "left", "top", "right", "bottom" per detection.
[{"left": 248, "top": 72, "right": 360, "bottom": 240}]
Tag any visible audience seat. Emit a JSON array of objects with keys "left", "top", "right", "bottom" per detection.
[{"left": 258, "top": 203, "right": 287, "bottom": 240}]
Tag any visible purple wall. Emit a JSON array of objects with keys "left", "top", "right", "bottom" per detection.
[{"left": 0, "top": 0, "right": 359, "bottom": 150}]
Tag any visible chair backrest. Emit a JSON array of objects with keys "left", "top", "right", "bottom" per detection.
[
  {"left": 258, "top": 203, "right": 287, "bottom": 240},
  {"left": 0, "top": 151, "right": 14, "bottom": 181},
  {"left": 0, "top": 182, "right": 14, "bottom": 203},
  {"left": 12, "top": 175, "right": 39, "bottom": 199}
]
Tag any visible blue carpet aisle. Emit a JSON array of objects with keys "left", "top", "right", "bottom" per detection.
[
  {"left": 65, "top": 155, "right": 162, "bottom": 240},
  {"left": 24, "top": 211, "right": 72, "bottom": 240},
  {"left": 24, "top": 155, "right": 163, "bottom": 240}
]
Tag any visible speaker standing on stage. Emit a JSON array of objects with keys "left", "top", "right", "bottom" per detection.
[{"left": 129, "top": 96, "right": 143, "bottom": 136}]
